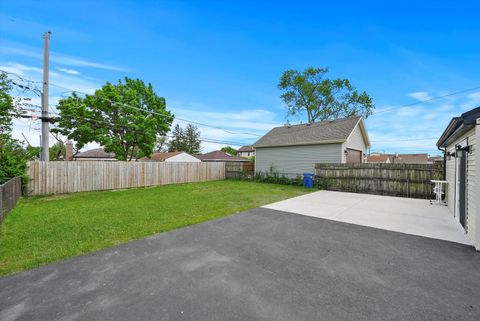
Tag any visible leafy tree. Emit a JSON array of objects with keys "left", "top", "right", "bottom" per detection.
[
  {"left": 278, "top": 67, "right": 374, "bottom": 123},
  {"left": 49, "top": 142, "right": 65, "bottom": 161},
  {"left": 221, "top": 146, "right": 237, "bottom": 155},
  {"left": 155, "top": 135, "right": 169, "bottom": 152},
  {"left": 26, "top": 145, "right": 41, "bottom": 159},
  {"left": 0, "top": 72, "right": 32, "bottom": 184},
  {"left": 0, "top": 72, "right": 15, "bottom": 135},
  {"left": 183, "top": 124, "right": 201, "bottom": 154},
  {"left": 54, "top": 77, "right": 174, "bottom": 161},
  {"left": 0, "top": 135, "right": 30, "bottom": 184},
  {"left": 168, "top": 124, "right": 201, "bottom": 154},
  {"left": 168, "top": 124, "right": 185, "bottom": 152}
]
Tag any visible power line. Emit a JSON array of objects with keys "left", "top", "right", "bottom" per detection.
[
  {"left": 371, "top": 137, "right": 438, "bottom": 142},
  {"left": 1, "top": 70, "right": 262, "bottom": 138},
  {"left": 371, "top": 85, "right": 480, "bottom": 115},
  {"left": 16, "top": 106, "right": 249, "bottom": 146},
  {"left": 47, "top": 81, "right": 262, "bottom": 137}
]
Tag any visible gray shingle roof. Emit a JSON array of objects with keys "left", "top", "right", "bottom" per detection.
[
  {"left": 75, "top": 148, "right": 116, "bottom": 159},
  {"left": 253, "top": 116, "right": 362, "bottom": 148}
]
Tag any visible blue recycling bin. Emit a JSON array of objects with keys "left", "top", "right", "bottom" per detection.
[{"left": 303, "top": 173, "right": 314, "bottom": 188}]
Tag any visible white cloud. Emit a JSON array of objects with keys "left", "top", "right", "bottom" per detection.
[
  {"left": 57, "top": 68, "right": 80, "bottom": 75},
  {"left": 166, "top": 101, "right": 283, "bottom": 152},
  {"left": 466, "top": 92, "right": 480, "bottom": 107},
  {"left": 0, "top": 46, "right": 129, "bottom": 72},
  {"left": 408, "top": 91, "right": 432, "bottom": 101},
  {"left": 0, "top": 62, "right": 59, "bottom": 77}
]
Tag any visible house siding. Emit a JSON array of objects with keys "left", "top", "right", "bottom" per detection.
[
  {"left": 255, "top": 143, "right": 343, "bottom": 175},
  {"left": 445, "top": 127, "right": 476, "bottom": 245},
  {"left": 342, "top": 123, "right": 367, "bottom": 163}
]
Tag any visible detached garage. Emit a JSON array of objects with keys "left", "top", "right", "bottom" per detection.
[
  {"left": 437, "top": 107, "right": 480, "bottom": 250},
  {"left": 253, "top": 116, "right": 370, "bottom": 176}
]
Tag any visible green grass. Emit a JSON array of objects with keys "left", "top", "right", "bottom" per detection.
[{"left": 0, "top": 180, "right": 309, "bottom": 276}]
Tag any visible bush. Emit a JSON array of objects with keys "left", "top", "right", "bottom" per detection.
[{"left": 0, "top": 135, "right": 31, "bottom": 190}]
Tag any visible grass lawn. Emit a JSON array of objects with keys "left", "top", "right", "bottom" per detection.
[{"left": 0, "top": 180, "right": 309, "bottom": 276}]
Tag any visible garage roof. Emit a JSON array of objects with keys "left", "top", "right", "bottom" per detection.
[{"left": 253, "top": 116, "right": 370, "bottom": 148}]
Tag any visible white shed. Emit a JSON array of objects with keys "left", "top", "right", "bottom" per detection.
[{"left": 437, "top": 107, "right": 480, "bottom": 250}]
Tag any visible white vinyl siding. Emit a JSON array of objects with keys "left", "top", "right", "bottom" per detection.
[
  {"left": 467, "top": 132, "right": 476, "bottom": 244},
  {"left": 342, "top": 123, "right": 367, "bottom": 163},
  {"left": 445, "top": 127, "right": 476, "bottom": 244},
  {"left": 255, "top": 143, "right": 343, "bottom": 175}
]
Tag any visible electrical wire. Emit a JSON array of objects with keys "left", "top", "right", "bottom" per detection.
[{"left": 1, "top": 69, "right": 262, "bottom": 138}]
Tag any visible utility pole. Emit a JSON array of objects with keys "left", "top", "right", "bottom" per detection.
[{"left": 41, "top": 31, "right": 51, "bottom": 161}]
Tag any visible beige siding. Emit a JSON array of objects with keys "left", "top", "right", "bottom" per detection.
[
  {"left": 445, "top": 127, "right": 476, "bottom": 244},
  {"left": 255, "top": 143, "right": 343, "bottom": 175},
  {"left": 343, "top": 123, "right": 367, "bottom": 162}
]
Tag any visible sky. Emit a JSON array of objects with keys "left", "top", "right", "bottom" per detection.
[{"left": 1, "top": 0, "right": 480, "bottom": 154}]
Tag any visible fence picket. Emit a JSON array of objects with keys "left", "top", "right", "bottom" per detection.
[{"left": 26, "top": 161, "right": 226, "bottom": 196}]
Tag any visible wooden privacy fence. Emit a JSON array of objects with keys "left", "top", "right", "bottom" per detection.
[
  {"left": 27, "top": 161, "right": 226, "bottom": 195},
  {"left": 0, "top": 176, "right": 22, "bottom": 223},
  {"left": 315, "top": 163, "right": 443, "bottom": 199},
  {"left": 225, "top": 161, "right": 254, "bottom": 179}
]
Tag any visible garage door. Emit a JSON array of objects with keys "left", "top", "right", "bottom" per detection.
[{"left": 346, "top": 148, "right": 362, "bottom": 164}]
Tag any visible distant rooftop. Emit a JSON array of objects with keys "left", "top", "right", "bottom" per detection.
[
  {"left": 237, "top": 145, "right": 254, "bottom": 152},
  {"left": 75, "top": 148, "right": 116, "bottom": 159},
  {"left": 195, "top": 150, "right": 250, "bottom": 162}
]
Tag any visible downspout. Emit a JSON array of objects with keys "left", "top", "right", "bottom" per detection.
[{"left": 437, "top": 145, "right": 446, "bottom": 180}]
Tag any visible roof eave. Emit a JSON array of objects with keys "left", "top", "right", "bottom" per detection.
[{"left": 437, "top": 107, "right": 480, "bottom": 147}]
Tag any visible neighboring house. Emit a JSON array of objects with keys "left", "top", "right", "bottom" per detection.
[
  {"left": 428, "top": 155, "right": 444, "bottom": 164},
  {"left": 195, "top": 150, "right": 251, "bottom": 162},
  {"left": 367, "top": 153, "right": 431, "bottom": 164},
  {"left": 253, "top": 116, "right": 370, "bottom": 175},
  {"left": 139, "top": 151, "right": 200, "bottom": 162},
  {"left": 393, "top": 153, "right": 429, "bottom": 164},
  {"left": 367, "top": 154, "right": 392, "bottom": 163},
  {"left": 73, "top": 148, "right": 117, "bottom": 161},
  {"left": 437, "top": 106, "right": 479, "bottom": 250},
  {"left": 237, "top": 145, "right": 255, "bottom": 158}
]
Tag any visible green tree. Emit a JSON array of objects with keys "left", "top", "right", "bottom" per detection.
[
  {"left": 221, "top": 146, "right": 237, "bottom": 155},
  {"left": 54, "top": 77, "right": 174, "bottom": 161},
  {"left": 0, "top": 72, "right": 31, "bottom": 184},
  {"left": 49, "top": 142, "right": 65, "bottom": 161},
  {"left": 183, "top": 124, "right": 201, "bottom": 154},
  {"left": 168, "top": 124, "right": 185, "bottom": 152},
  {"left": 155, "top": 135, "right": 169, "bottom": 152},
  {"left": 278, "top": 67, "right": 374, "bottom": 123},
  {"left": 0, "top": 72, "right": 15, "bottom": 135}
]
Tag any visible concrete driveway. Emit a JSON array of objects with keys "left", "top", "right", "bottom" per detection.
[
  {"left": 1, "top": 207, "right": 479, "bottom": 321},
  {"left": 264, "top": 190, "right": 470, "bottom": 245}
]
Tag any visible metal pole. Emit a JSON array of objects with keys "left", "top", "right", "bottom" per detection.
[{"left": 41, "top": 31, "right": 51, "bottom": 161}]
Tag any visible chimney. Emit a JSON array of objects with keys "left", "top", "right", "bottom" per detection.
[{"left": 65, "top": 141, "right": 73, "bottom": 161}]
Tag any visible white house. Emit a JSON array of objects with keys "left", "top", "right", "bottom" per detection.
[
  {"left": 237, "top": 146, "right": 255, "bottom": 158},
  {"left": 253, "top": 116, "right": 370, "bottom": 175},
  {"left": 437, "top": 107, "right": 480, "bottom": 250},
  {"left": 139, "top": 151, "right": 201, "bottom": 162}
]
